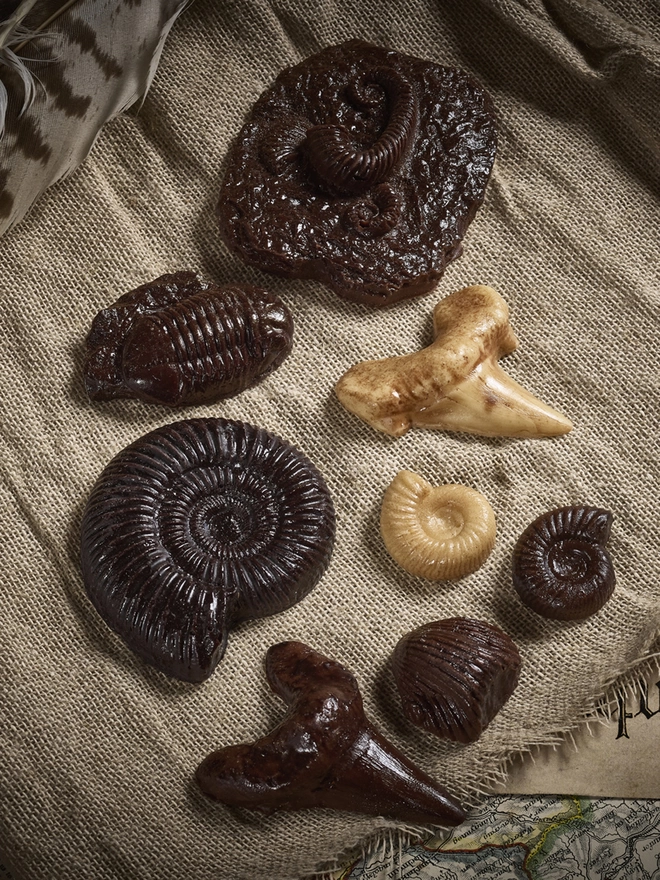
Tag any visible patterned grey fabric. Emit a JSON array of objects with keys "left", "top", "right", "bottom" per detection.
[{"left": 0, "top": 1, "right": 658, "bottom": 878}]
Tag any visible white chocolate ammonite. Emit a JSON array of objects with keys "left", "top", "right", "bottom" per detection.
[
  {"left": 335, "top": 285, "right": 573, "bottom": 438},
  {"left": 380, "top": 470, "right": 496, "bottom": 580}
]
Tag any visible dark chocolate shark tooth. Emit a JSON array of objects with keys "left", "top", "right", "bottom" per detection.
[
  {"left": 512, "top": 505, "right": 615, "bottom": 621},
  {"left": 196, "top": 640, "right": 466, "bottom": 826},
  {"left": 81, "top": 419, "right": 335, "bottom": 682},
  {"left": 391, "top": 618, "right": 522, "bottom": 744}
]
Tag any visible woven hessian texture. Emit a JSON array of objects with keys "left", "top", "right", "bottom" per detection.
[{"left": 0, "top": 1, "right": 659, "bottom": 878}]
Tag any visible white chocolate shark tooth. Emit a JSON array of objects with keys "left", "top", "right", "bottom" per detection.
[{"left": 334, "top": 285, "right": 573, "bottom": 439}]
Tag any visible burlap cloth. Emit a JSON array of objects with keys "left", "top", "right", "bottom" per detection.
[{"left": 0, "top": 1, "right": 659, "bottom": 877}]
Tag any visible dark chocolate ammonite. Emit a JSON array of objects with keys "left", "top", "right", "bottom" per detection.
[
  {"left": 84, "top": 271, "right": 294, "bottom": 406},
  {"left": 218, "top": 40, "right": 497, "bottom": 307},
  {"left": 512, "top": 506, "right": 615, "bottom": 621},
  {"left": 391, "top": 618, "right": 522, "bottom": 743},
  {"left": 80, "top": 419, "right": 335, "bottom": 682}
]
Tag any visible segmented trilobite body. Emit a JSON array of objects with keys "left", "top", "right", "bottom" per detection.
[
  {"left": 306, "top": 68, "right": 418, "bottom": 196},
  {"left": 391, "top": 618, "right": 522, "bottom": 743},
  {"left": 512, "top": 505, "right": 615, "bottom": 621},
  {"left": 81, "top": 418, "right": 335, "bottom": 682},
  {"left": 84, "top": 271, "right": 293, "bottom": 406}
]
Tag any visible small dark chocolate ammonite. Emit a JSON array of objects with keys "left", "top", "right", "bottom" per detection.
[
  {"left": 512, "top": 506, "right": 615, "bottom": 621},
  {"left": 80, "top": 419, "right": 335, "bottom": 682},
  {"left": 84, "top": 271, "right": 293, "bottom": 406},
  {"left": 391, "top": 618, "right": 522, "bottom": 743}
]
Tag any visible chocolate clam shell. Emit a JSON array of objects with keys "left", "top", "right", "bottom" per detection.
[
  {"left": 391, "top": 618, "right": 522, "bottom": 744},
  {"left": 512, "top": 505, "right": 615, "bottom": 621},
  {"left": 81, "top": 418, "right": 335, "bottom": 682}
]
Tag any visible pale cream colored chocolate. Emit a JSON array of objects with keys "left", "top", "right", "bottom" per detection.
[
  {"left": 380, "top": 470, "right": 496, "bottom": 580},
  {"left": 335, "top": 285, "right": 573, "bottom": 438}
]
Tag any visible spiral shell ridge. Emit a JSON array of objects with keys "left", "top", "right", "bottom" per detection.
[
  {"left": 512, "top": 505, "right": 615, "bottom": 621},
  {"left": 380, "top": 471, "right": 496, "bottom": 580},
  {"left": 306, "top": 68, "right": 418, "bottom": 195},
  {"left": 81, "top": 418, "right": 336, "bottom": 682}
]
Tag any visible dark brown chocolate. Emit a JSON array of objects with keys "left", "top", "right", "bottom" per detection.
[
  {"left": 391, "top": 619, "right": 521, "bottom": 744},
  {"left": 84, "top": 271, "right": 293, "bottom": 406},
  {"left": 512, "top": 506, "right": 615, "bottom": 621},
  {"left": 218, "top": 40, "right": 497, "bottom": 306},
  {"left": 196, "top": 641, "right": 466, "bottom": 826},
  {"left": 80, "top": 419, "right": 335, "bottom": 682}
]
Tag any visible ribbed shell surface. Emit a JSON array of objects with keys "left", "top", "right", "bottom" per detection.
[
  {"left": 391, "top": 618, "right": 522, "bottom": 743},
  {"left": 80, "top": 418, "right": 335, "bottom": 682},
  {"left": 512, "top": 505, "right": 615, "bottom": 621},
  {"left": 84, "top": 271, "right": 293, "bottom": 406}
]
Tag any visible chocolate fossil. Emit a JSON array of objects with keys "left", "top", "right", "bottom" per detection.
[
  {"left": 80, "top": 419, "right": 335, "bottom": 682},
  {"left": 218, "top": 40, "right": 497, "bottom": 306},
  {"left": 335, "top": 285, "right": 573, "bottom": 439},
  {"left": 391, "top": 619, "right": 522, "bottom": 744},
  {"left": 380, "top": 471, "right": 496, "bottom": 580},
  {"left": 84, "top": 271, "right": 293, "bottom": 407},
  {"left": 196, "top": 641, "right": 466, "bottom": 826},
  {"left": 512, "top": 506, "right": 615, "bottom": 621}
]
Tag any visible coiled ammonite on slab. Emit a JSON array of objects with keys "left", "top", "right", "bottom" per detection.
[
  {"left": 512, "top": 506, "right": 615, "bottom": 621},
  {"left": 218, "top": 40, "right": 497, "bottom": 306},
  {"left": 84, "top": 271, "right": 294, "bottom": 406},
  {"left": 380, "top": 471, "right": 496, "bottom": 580},
  {"left": 80, "top": 419, "right": 335, "bottom": 682},
  {"left": 391, "top": 618, "right": 522, "bottom": 743}
]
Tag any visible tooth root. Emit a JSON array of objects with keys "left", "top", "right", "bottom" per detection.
[{"left": 411, "top": 359, "right": 573, "bottom": 438}]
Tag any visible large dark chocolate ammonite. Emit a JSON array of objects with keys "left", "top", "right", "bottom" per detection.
[
  {"left": 84, "top": 271, "right": 294, "bottom": 406},
  {"left": 391, "top": 618, "right": 522, "bottom": 743},
  {"left": 80, "top": 419, "right": 335, "bottom": 682},
  {"left": 218, "top": 40, "right": 497, "bottom": 307},
  {"left": 512, "top": 506, "right": 615, "bottom": 621}
]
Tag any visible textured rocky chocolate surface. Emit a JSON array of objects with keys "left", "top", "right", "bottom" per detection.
[
  {"left": 196, "top": 641, "right": 466, "bottom": 826},
  {"left": 84, "top": 271, "right": 293, "bottom": 406},
  {"left": 217, "top": 40, "right": 497, "bottom": 306},
  {"left": 512, "top": 506, "right": 615, "bottom": 621},
  {"left": 80, "top": 419, "right": 335, "bottom": 682},
  {"left": 391, "top": 618, "right": 522, "bottom": 743}
]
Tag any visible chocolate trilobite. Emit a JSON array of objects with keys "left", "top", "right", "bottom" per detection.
[
  {"left": 80, "top": 419, "right": 335, "bottom": 682},
  {"left": 512, "top": 505, "right": 615, "bottom": 621},
  {"left": 84, "top": 271, "right": 294, "bottom": 407},
  {"left": 197, "top": 640, "right": 466, "bottom": 826},
  {"left": 391, "top": 618, "right": 522, "bottom": 743}
]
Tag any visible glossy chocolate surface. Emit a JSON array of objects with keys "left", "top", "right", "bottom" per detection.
[
  {"left": 392, "top": 619, "right": 521, "bottom": 744},
  {"left": 196, "top": 641, "right": 466, "bottom": 826},
  {"left": 84, "top": 271, "right": 293, "bottom": 406},
  {"left": 512, "top": 506, "right": 615, "bottom": 621},
  {"left": 218, "top": 40, "right": 497, "bottom": 306},
  {"left": 81, "top": 420, "right": 335, "bottom": 682}
]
